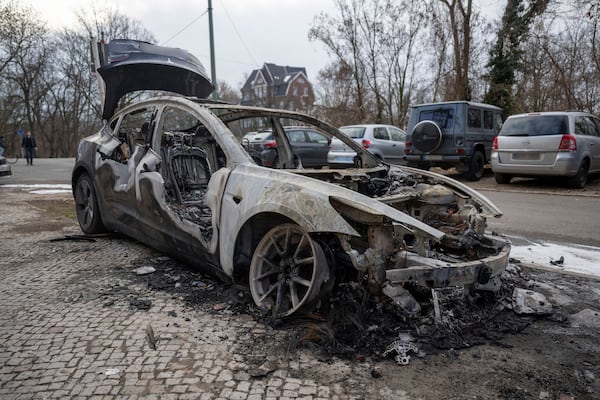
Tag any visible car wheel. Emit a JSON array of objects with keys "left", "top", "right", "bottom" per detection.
[
  {"left": 412, "top": 120, "right": 442, "bottom": 152},
  {"left": 249, "top": 224, "right": 329, "bottom": 317},
  {"left": 74, "top": 174, "right": 106, "bottom": 234},
  {"left": 567, "top": 160, "right": 589, "bottom": 189},
  {"left": 465, "top": 151, "right": 485, "bottom": 181},
  {"left": 494, "top": 173, "right": 512, "bottom": 184}
]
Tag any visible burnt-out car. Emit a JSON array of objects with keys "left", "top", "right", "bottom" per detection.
[{"left": 73, "top": 39, "right": 510, "bottom": 318}]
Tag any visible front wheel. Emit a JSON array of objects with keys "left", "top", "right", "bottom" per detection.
[
  {"left": 74, "top": 174, "right": 106, "bottom": 234},
  {"left": 249, "top": 224, "right": 330, "bottom": 317},
  {"left": 465, "top": 151, "right": 485, "bottom": 181}
]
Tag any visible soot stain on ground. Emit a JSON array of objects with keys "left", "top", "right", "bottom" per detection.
[{"left": 119, "top": 254, "right": 553, "bottom": 364}]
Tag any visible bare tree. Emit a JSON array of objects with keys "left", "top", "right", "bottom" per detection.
[
  {"left": 0, "top": 1, "right": 45, "bottom": 151},
  {"left": 310, "top": 0, "right": 369, "bottom": 122},
  {"left": 74, "top": 4, "right": 156, "bottom": 43},
  {"left": 309, "top": 0, "right": 425, "bottom": 126},
  {"left": 312, "top": 63, "right": 358, "bottom": 126},
  {"left": 436, "top": 0, "right": 474, "bottom": 100},
  {"left": 514, "top": 1, "right": 600, "bottom": 114},
  {"left": 216, "top": 80, "right": 241, "bottom": 103}
]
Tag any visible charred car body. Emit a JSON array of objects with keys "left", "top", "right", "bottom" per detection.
[{"left": 72, "top": 39, "right": 510, "bottom": 317}]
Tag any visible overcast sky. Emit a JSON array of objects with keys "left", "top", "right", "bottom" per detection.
[
  {"left": 22, "top": 0, "right": 339, "bottom": 88},
  {"left": 23, "top": 0, "right": 503, "bottom": 89}
]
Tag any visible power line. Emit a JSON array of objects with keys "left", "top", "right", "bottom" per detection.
[
  {"left": 162, "top": 10, "right": 208, "bottom": 45},
  {"left": 218, "top": 0, "right": 260, "bottom": 67}
]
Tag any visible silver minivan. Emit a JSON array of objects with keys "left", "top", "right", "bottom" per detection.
[
  {"left": 327, "top": 124, "right": 406, "bottom": 167},
  {"left": 491, "top": 111, "right": 600, "bottom": 188}
]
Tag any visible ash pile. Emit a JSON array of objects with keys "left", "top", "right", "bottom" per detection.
[{"left": 287, "top": 263, "right": 557, "bottom": 365}]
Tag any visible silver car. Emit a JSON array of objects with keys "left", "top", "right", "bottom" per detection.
[
  {"left": 491, "top": 111, "right": 600, "bottom": 188},
  {"left": 327, "top": 124, "right": 406, "bottom": 167}
]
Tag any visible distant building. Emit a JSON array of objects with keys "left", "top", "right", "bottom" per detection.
[{"left": 241, "top": 63, "right": 315, "bottom": 114}]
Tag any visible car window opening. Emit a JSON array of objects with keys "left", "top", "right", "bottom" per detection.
[{"left": 159, "top": 109, "right": 225, "bottom": 243}]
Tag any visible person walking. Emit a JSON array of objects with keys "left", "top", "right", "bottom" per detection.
[{"left": 21, "top": 131, "right": 37, "bottom": 166}]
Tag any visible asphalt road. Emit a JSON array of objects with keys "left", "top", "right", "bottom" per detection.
[
  {"left": 2, "top": 159, "right": 599, "bottom": 248},
  {"left": 483, "top": 190, "right": 600, "bottom": 247},
  {"left": 0, "top": 157, "right": 75, "bottom": 184}
]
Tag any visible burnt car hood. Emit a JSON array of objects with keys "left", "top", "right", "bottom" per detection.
[{"left": 96, "top": 39, "right": 214, "bottom": 120}]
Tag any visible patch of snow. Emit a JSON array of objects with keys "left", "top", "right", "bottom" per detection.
[
  {"left": 2, "top": 184, "right": 71, "bottom": 194},
  {"left": 30, "top": 189, "right": 72, "bottom": 194},
  {"left": 508, "top": 236, "right": 600, "bottom": 278}
]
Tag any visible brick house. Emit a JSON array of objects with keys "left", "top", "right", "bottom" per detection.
[{"left": 241, "top": 63, "right": 315, "bottom": 114}]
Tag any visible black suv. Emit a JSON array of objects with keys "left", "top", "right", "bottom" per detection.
[{"left": 404, "top": 101, "right": 503, "bottom": 180}]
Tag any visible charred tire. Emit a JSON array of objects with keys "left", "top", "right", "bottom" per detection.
[
  {"left": 465, "top": 151, "right": 485, "bottom": 181},
  {"left": 249, "top": 224, "right": 329, "bottom": 317},
  {"left": 494, "top": 173, "right": 512, "bottom": 184},
  {"left": 74, "top": 174, "right": 106, "bottom": 234},
  {"left": 567, "top": 159, "right": 589, "bottom": 189},
  {"left": 412, "top": 120, "right": 442, "bottom": 152}
]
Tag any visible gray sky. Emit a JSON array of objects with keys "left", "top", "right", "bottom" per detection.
[
  {"left": 23, "top": 0, "right": 338, "bottom": 88},
  {"left": 23, "top": 0, "right": 503, "bottom": 89}
]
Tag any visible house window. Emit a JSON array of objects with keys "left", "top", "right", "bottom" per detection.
[
  {"left": 303, "top": 87, "right": 308, "bottom": 96},
  {"left": 254, "top": 86, "right": 266, "bottom": 98},
  {"left": 293, "top": 87, "right": 298, "bottom": 96}
]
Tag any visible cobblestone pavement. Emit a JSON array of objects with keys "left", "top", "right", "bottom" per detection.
[
  {"left": 0, "top": 189, "right": 409, "bottom": 400},
  {"left": 2, "top": 186, "right": 600, "bottom": 400}
]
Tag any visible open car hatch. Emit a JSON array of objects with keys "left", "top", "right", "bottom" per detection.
[{"left": 93, "top": 38, "right": 214, "bottom": 120}]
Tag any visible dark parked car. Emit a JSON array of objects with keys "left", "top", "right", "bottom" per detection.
[
  {"left": 241, "top": 130, "right": 273, "bottom": 164},
  {"left": 404, "top": 101, "right": 503, "bottom": 180},
  {"left": 72, "top": 39, "right": 510, "bottom": 318},
  {"left": 260, "top": 127, "right": 330, "bottom": 168}
]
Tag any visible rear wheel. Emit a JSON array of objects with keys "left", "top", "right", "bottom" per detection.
[
  {"left": 249, "top": 224, "right": 329, "bottom": 317},
  {"left": 465, "top": 151, "right": 485, "bottom": 181},
  {"left": 567, "top": 160, "right": 589, "bottom": 189},
  {"left": 74, "top": 174, "right": 106, "bottom": 234},
  {"left": 494, "top": 173, "right": 512, "bottom": 184}
]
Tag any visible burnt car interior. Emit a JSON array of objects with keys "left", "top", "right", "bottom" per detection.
[{"left": 157, "top": 107, "right": 227, "bottom": 243}]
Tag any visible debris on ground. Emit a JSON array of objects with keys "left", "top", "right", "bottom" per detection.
[
  {"left": 512, "top": 288, "right": 553, "bottom": 315},
  {"left": 103, "top": 368, "right": 120, "bottom": 376},
  {"left": 129, "top": 297, "right": 152, "bottom": 310},
  {"left": 248, "top": 359, "right": 277, "bottom": 377},
  {"left": 134, "top": 266, "right": 156, "bottom": 275},
  {"left": 550, "top": 256, "right": 565, "bottom": 266},
  {"left": 383, "top": 337, "right": 419, "bottom": 365},
  {"left": 568, "top": 309, "right": 600, "bottom": 329},
  {"left": 49, "top": 234, "right": 97, "bottom": 242},
  {"left": 120, "top": 257, "right": 557, "bottom": 365},
  {"left": 146, "top": 324, "right": 157, "bottom": 350}
]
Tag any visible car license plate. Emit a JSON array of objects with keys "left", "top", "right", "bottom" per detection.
[
  {"left": 335, "top": 156, "right": 353, "bottom": 162},
  {"left": 513, "top": 152, "right": 539, "bottom": 161},
  {"left": 421, "top": 155, "right": 444, "bottom": 161}
]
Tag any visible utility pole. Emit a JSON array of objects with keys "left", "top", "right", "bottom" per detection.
[{"left": 208, "top": 0, "right": 218, "bottom": 99}]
